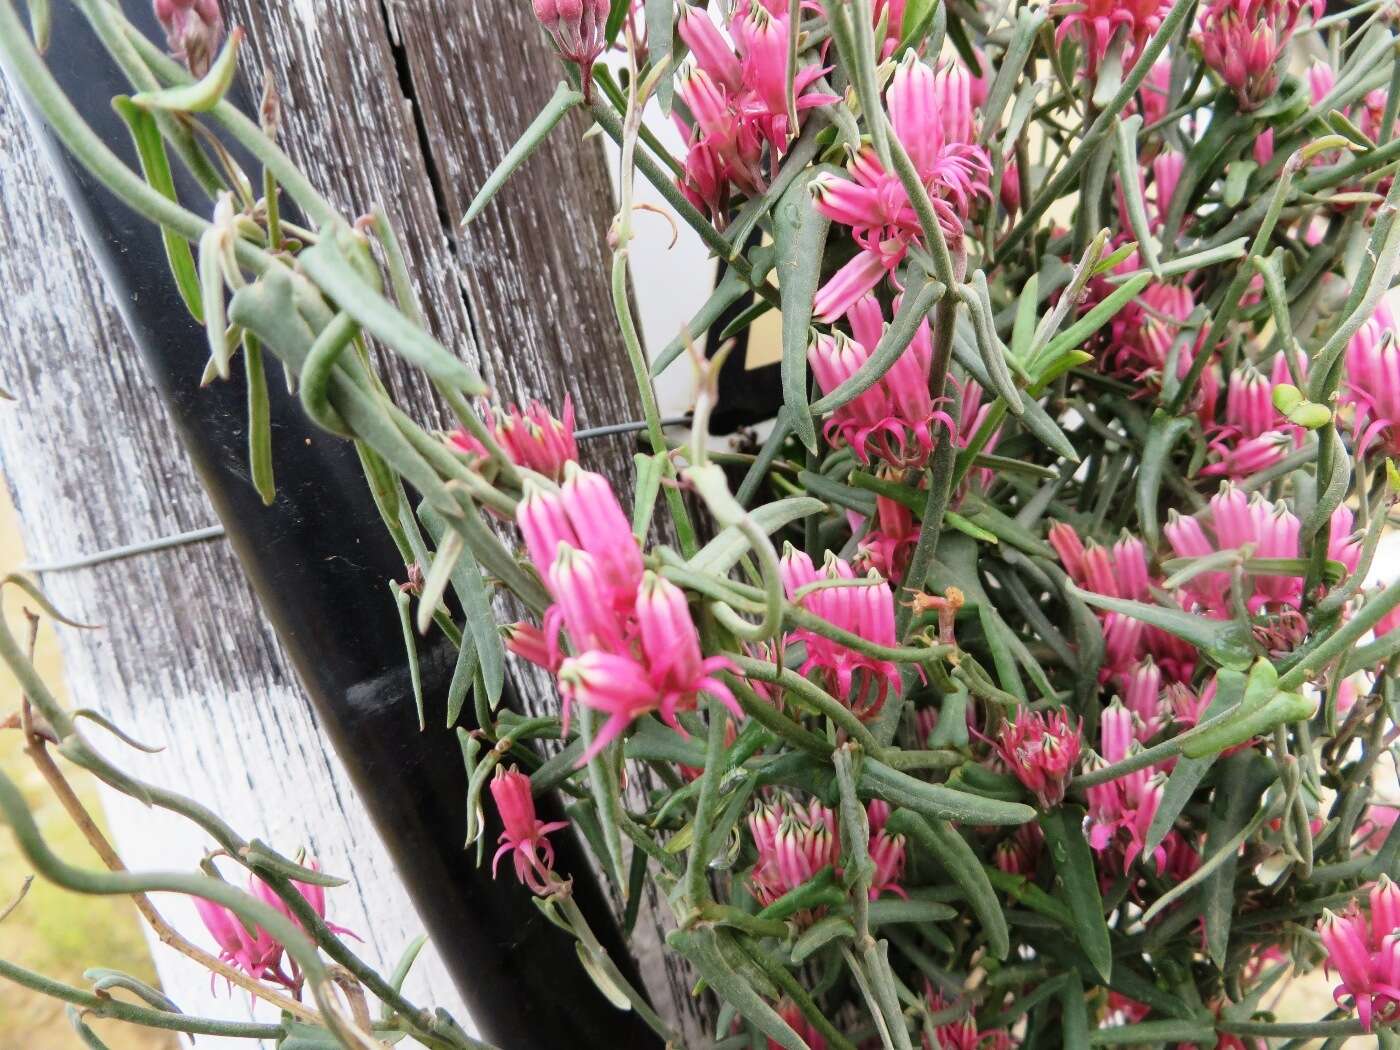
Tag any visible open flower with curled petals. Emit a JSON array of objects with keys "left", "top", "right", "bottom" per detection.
[
  {"left": 1195, "top": 0, "right": 1322, "bottom": 111},
  {"left": 490, "top": 766, "right": 569, "bottom": 896},
  {"left": 1052, "top": 0, "right": 1171, "bottom": 77},
  {"left": 1317, "top": 877, "right": 1400, "bottom": 1030}
]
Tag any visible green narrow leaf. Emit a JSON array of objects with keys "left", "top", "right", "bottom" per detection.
[
  {"left": 132, "top": 26, "right": 244, "bottom": 112},
  {"left": 112, "top": 97, "right": 203, "bottom": 323},
  {"left": 463, "top": 83, "right": 583, "bottom": 224},
  {"left": 1088, "top": 1020, "right": 1216, "bottom": 1046},
  {"left": 1039, "top": 806, "right": 1112, "bottom": 982},
  {"left": 422, "top": 505, "right": 505, "bottom": 708},
  {"left": 243, "top": 332, "right": 275, "bottom": 505},
  {"left": 1060, "top": 971, "right": 1090, "bottom": 1049},
  {"left": 979, "top": 8, "right": 1045, "bottom": 144},
  {"left": 862, "top": 759, "right": 1037, "bottom": 826},
  {"left": 1038, "top": 273, "right": 1153, "bottom": 366},
  {"left": 1142, "top": 669, "right": 1247, "bottom": 856},
  {"left": 390, "top": 581, "right": 425, "bottom": 731},
  {"left": 1202, "top": 752, "right": 1279, "bottom": 967},
  {"left": 1070, "top": 584, "right": 1257, "bottom": 669},
  {"left": 645, "top": 0, "right": 675, "bottom": 112},
  {"left": 670, "top": 928, "right": 810, "bottom": 1050},
  {"left": 888, "top": 810, "right": 1009, "bottom": 959},
  {"left": 775, "top": 169, "right": 831, "bottom": 452},
  {"left": 1010, "top": 273, "right": 1039, "bottom": 363},
  {"left": 1113, "top": 114, "right": 1161, "bottom": 276},
  {"left": 1137, "top": 410, "right": 1194, "bottom": 547},
  {"left": 688, "top": 496, "right": 826, "bottom": 574}
]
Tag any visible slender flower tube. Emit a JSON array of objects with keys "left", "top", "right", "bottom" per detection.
[
  {"left": 490, "top": 766, "right": 570, "bottom": 896},
  {"left": 1342, "top": 302, "right": 1400, "bottom": 457}
]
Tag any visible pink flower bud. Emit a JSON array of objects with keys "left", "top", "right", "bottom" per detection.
[
  {"left": 153, "top": 0, "right": 225, "bottom": 77},
  {"left": 490, "top": 398, "right": 578, "bottom": 481}
]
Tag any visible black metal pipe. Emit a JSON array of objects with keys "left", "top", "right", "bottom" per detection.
[{"left": 17, "top": 5, "right": 658, "bottom": 1047}]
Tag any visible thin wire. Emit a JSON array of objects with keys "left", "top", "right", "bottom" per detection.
[
  {"left": 20, "top": 415, "right": 694, "bottom": 574},
  {"left": 21, "top": 525, "right": 228, "bottom": 574}
]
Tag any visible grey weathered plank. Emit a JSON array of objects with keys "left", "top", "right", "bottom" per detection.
[{"left": 0, "top": 1, "right": 704, "bottom": 1044}]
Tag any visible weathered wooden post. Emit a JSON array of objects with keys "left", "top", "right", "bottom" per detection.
[{"left": 0, "top": 1, "right": 703, "bottom": 1044}]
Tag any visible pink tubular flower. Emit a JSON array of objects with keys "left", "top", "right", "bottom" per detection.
[
  {"left": 1085, "top": 702, "right": 1167, "bottom": 871},
  {"left": 1165, "top": 483, "right": 1360, "bottom": 626},
  {"left": 634, "top": 571, "right": 743, "bottom": 730},
  {"left": 196, "top": 861, "right": 352, "bottom": 992},
  {"left": 1318, "top": 880, "right": 1400, "bottom": 1030},
  {"left": 867, "top": 799, "right": 909, "bottom": 900},
  {"left": 504, "top": 620, "right": 561, "bottom": 673},
  {"left": 1052, "top": 0, "right": 1172, "bottom": 77},
  {"left": 993, "top": 708, "right": 1082, "bottom": 810},
  {"left": 780, "top": 547, "right": 901, "bottom": 720},
  {"left": 490, "top": 766, "right": 569, "bottom": 896},
  {"left": 812, "top": 55, "right": 990, "bottom": 320},
  {"left": 153, "top": 0, "right": 224, "bottom": 77},
  {"left": 1342, "top": 301, "right": 1400, "bottom": 457},
  {"left": 559, "top": 463, "right": 644, "bottom": 602},
  {"left": 1195, "top": 0, "right": 1322, "bottom": 111},
  {"left": 533, "top": 0, "right": 611, "bottom": 99},
  {"left": 808, "top": 329, "right": 938, "bottom": 468},
  {"left": 492, "top": 398, "right": 578, "bottom": 481},
  {"left": 194, "top": 893, "right": 285, "bottom": 987},
  {"left": 994, "top": 822, "right": 1043, "bottom": 875},
  {"left": 1202, "top": 362, "right": 1301, "bottom": 480}
]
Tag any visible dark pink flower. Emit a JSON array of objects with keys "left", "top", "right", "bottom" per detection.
[
  {"left": 490, "top": 765, "right": 569, "bottom": 896},
  {"left": 1195, "top": 0, "right": 1323, "bottom": 111},
  {"left": 1319, "top": 882, "right": 1400, "bottom": 1031},
  {"left": 993, "top": 708, "right": 1082, "bottom": 810},
  {"left": 748, "top": 798, "right": 840, "bottom": 908},
  {"left": 1052, "top": 0, "right": 1172, "bottom": 77}
]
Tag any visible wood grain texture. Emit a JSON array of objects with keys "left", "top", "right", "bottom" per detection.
[{"left": 0, "top": 0, "right": 704, "bottom": 1043}]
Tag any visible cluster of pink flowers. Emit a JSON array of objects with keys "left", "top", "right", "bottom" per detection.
[
  {"left": 1195, "top": 0, "right": 1323, "bottom": 110},
  {"left": 195, "top": 858, "right": 353, "bottom": 992},
  {"left": 780, "top": 546, "right": 900, "bottom": 720},
  {"left": 532, "top": 0, "right": 611, "bottom": 99},
  {"left": 1165, "top": 483, "right": 1361, "bottom": 650},
  {"left": 1096, "top": 270, "right": 1220, "bottom": 424},
  {"left": 1343, "top": 301, "right": 1400, "bottom": 458},
  {"left": 747, "top": 796, "right": 906, "bottom": 908},
  {"left": 808, "top": 293, "right": 946, "bottom": 468},
  {"left": 490, "top": 765, "right": 570, "bottom": 896},
  {"left": 1202, "top": 359, "right": 1301, "bottom": 480},
  {"left": 449, "top": 397, "right": 579, "bottom": 482},
  {"left": 514, "top": 463, "right": 742, "bottom": 762},
  {"left": 675, "top": 2, "right": 837, "bottom": 220},
  {"left": 992, "top": 708, "right": 1082, "bottom": 810},
  {"left": 1052, "top": 0, "right": 1172, "bottom": 76},
  {"left": 811, "top": 54, "right": 991, "bottom": 321},
  {"left": 1048, "top": 524, "right": 1196, "bottom": 686},
  {"left": 1084, "top": 701, "right": 1167, "bottom": 872},
  {"left": 1318, "top": 876, "right": 1400, "bottom": 1030}
]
